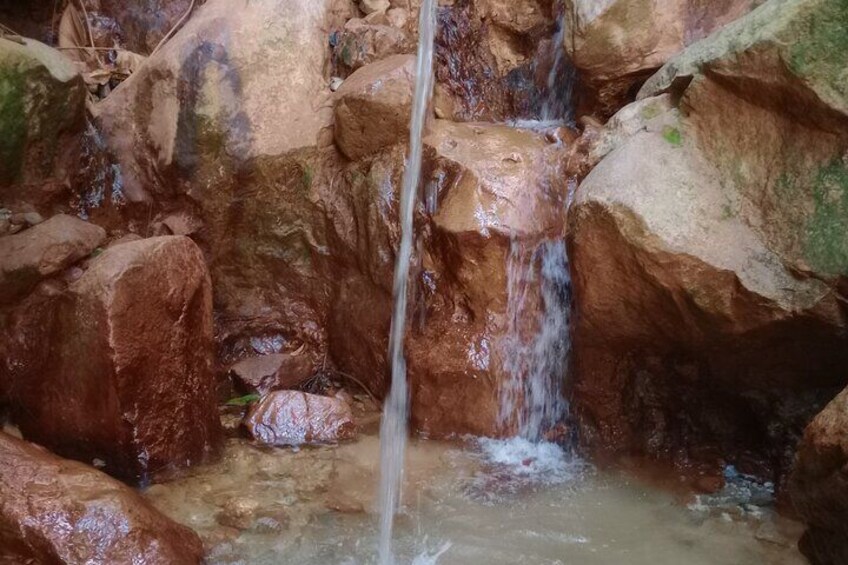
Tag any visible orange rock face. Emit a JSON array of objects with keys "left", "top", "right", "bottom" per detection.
[
  {"left": 244, "top": 391, "right": 357, "bottom": 446},
  {"left": 9, "top": 236, "right": 221, "bottom": 484},
  {"left": 0, "top": 432, "right": 204, "bottom": 564}
]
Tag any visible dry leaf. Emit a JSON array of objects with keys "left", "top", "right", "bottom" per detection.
[{"left": 58, "top": 2, "right": 93, "bottom": 66}]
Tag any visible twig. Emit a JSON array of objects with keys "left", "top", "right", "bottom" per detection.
[
  {"left": 151, "top": 0, "right": 195, "bottom": 55},
  {"left": 332, "top": 370, "right": 380, "bottom": 405}
]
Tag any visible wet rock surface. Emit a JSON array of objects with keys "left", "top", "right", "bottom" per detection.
[
  {"left": 0, "top": 431, "right": 204, "bottom": 564},
  {"left": 229, "top": 351, "right": 315, "bottom": 396},
  {"left": 244, "top": 391, "right": 357, "bottom": 446},
  {"left": 8, "top": 236, "right": 221, "bottom": 483},
  {"left": 0, "top": 214, "right": 105, "bottom": 304}
]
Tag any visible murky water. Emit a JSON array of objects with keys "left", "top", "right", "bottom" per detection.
[{"left": 145, "top": 416, "right": 804, "bottom": 565}]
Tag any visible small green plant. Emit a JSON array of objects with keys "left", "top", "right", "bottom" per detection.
[
  {"left": 225, "top": 393, "right": 261, "bottom": 407},
  {"left": 662, "top": 126, "right": 682, "bottom": 147}
]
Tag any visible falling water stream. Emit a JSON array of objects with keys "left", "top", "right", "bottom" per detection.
[{"left": 377, "top": 1, "right": 438, "bottom": 563}]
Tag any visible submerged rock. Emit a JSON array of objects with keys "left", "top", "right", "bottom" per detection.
[
  {"left": 229, "top": 351, "right": 315, "bottom": 396},
  {"left": 10, "top": 236, "right": 221, "bottom": 483},
  {"left": 0, "top": 37, "right": 85, "bottom": 187},
  {"left": 244, "top": 391, "right": 357, "bottom": 446},
  {"left": 0, "top": 432, "right": 203, "bottom": 564},
  {"left": 568, "top": 0, "right": 848, "bottom": 480},
  {"left": 790, "top": 386, "right": 848, "bottom": 565},
  {"left": 334, "top": 54, "right": 415, "bottom": 160},
  {"left": 0, "top": 214, "right": 105, "bottom": 304},
  {"left": 563, "top": 0, "right": 757, "bottom": 116}
]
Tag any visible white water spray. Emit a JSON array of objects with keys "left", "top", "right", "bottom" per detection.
[{"left": 377, "top": 1, "right": 438, "bottom": 563}]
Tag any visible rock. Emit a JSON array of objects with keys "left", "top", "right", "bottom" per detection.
[
  {"left": 229, "top": 351, "right": 314, "bottom": 396},
  {"left": 244, "top": 391, "right": 357, "bottom": 446},
  {"left": 9, "top": 236, "right": 221, "bottom": 483},
  {"left": 328, "top": 120, "right": 569, "bottom": 436},
  {"left": 95, "top": 0, "right": 354, "bottom": 357},
  {"left": 96, "top": 0, "right": 194, "bottom": 54},
  {"left": 9, "top": 211, "right": 43, "bottom": 226},
  {"left": 564, "top": 0, "right": 757, "bottom": 117},
  {"left": 0, "top": 38, "right": 85, "bottom": 187},
  {"left": 568, "top": 0, "right": 848, "bottom": 479},
  {"left": 386, "top": 7, "right": 409, "bottom": 28},
  {"left": 334, "top": 54, "right": 415, "bottom": 160},
  {"left": 0, "top": 432, "right": 203, "bottom": 564},
  {"left": 333, "top": 19, "right": 411, "bottom": 76},
  {"left": 0, "top": 214, "right": 106, "bottom": 304},
  {"left": 790, "top": 387, "right": 848, "bottom": 565},
  {"left": 360, "top": 0, "right": 390, "bottom": 15}
]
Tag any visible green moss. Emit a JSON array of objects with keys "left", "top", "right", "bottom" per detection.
[
  {"left": 804, "top": 159, "right": 848, "bottom": 275},
  {"left": 662, "top": 126, "right": 682, "bottom": 147},
  {"left": 301, "top": 164, "right": 314, "bottom": 189},
  {"left": 0, "top": 66, "right": 27, "bottom": 185},
  {"left": 787, "top": 0, "right": 848, "bottom": 103}
]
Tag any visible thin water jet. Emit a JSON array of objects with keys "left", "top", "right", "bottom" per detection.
[{"left": 377, "top": 1, "right": 438, "bottom": 563}]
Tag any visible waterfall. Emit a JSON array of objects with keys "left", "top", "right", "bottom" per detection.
[
  {"left": 499, "top": 240, "right": 572, "bottom": 441},
  {"left": 540, "top": 1, "right": 575, "bottom": 123},
  {"left": 377, "top": 1, "right": 438, "bottom": 564}
]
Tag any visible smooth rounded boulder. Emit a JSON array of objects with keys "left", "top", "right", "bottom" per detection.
[{"left": 244, "top": 390, "right": 357, "bottom": 446}]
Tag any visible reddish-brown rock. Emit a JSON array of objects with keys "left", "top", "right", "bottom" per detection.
[
  {"left": 332, "top": 18, "right": 412, "bottom": 76},
  {"left": 564, "top": 0, "right": 757, "bottom": 117},
  {"left": 0, "top": 432, "right": 203, "bottom": 564},
  {"left": 791, "top": 387, "right": 848, "bottom": 565},
  {"left": 328, "top": 120, "right": 569, "bottom": 437},
  {"left": 244, "top": 391, "right": 357, "bottom": 446},
  {"left": 229, "top": 351, "right": 315, "bottom": 396},
  {"left": 10, "top": 236, "right": 221, "bottom": 483},
  {"left": 0, "top": 214, "right": 105, "bottom": 304},
  {"left": 334, "top": 54, "right": 415, "bottom": 160}
]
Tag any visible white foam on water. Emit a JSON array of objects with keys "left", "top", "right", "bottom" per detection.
[{"left": 475, "top": 437, "right": 583, "bottom": 484}]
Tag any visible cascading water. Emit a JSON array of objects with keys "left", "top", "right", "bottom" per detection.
[
  {"left": 377, "top": 1, "right": 438, "bottom": 564},
  {"left": 499, "top": 240, "right": 572, "bottom": 441},
  {"left": 498, "top": 1, "right": 576, "bottom": 445}
]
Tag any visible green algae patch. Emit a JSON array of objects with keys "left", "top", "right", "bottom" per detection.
[
  {"left": 804, "top": 159, "right": 848, "bottom": 275},
  {"left": 662, "top": 126, "right": 682, "bottom": 147},
  {"left": 0, "top": 66, "right": 28, "bottom": 185},
  {"left": 787, "top": 0, "right": 848, "bottom": 109}
]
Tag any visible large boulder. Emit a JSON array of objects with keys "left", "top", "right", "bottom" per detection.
[
  {"left": 0, "top": 38, "right": 85, "bottom": 188},
  {"left": 94, "top": 0, "right": 355, "bottom": 357},
  {"left": 790, "top": 386, "right": 848, "bottom": 565},
  {"left": 563, "top": 0, "right": 758, "bottom": 117},
  {"left": 334, "top": 54, "right": 415, "bottom": 160},
  {"left": 0, "top": 432, "right": 203, "bottom": 564},
  {"left": 329, "top": 120, "right": 570, "bottom": 437},
  {"left": 9, "top": 236, "right": 221, "bottom": 483},
  {"left": 568, "top": 0, "right": 848, "bottom": 480},
  {"left": 0, "top": 214, "right": 105, "bottom": 304}
]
